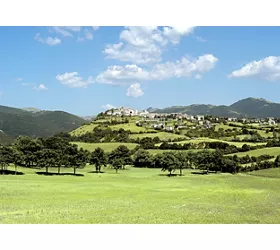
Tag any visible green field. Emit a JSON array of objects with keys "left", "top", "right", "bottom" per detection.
[
  {"left": 147, "top": 149, "right": 214, "bottom": 155},
  {"left": 158, "top": 138, "right": 266, "bottom": 147},
  {"left": 130, "top": 132, "right": 187, "bottom": 141},
  {"left": 1, "top": 166, "right": 280, "bottom": 223},
  {"left": 109, "top": 123, "right": 155, "bottom": 133},
  {"left": 70, "top": 123, "right": 99, "bottom": 136},
  {"left": 228, "top": 147, "right": 280, "bottom": 157},
  {"left": 72, "top": 142, "right": 139, "bottom": 152}
]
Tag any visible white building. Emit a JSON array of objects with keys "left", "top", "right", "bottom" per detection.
[{"left": 196, "top": 115, "right": 204, "bottom": 121}]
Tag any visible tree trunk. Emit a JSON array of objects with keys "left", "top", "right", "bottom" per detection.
[
  {"left": 95, "top": 165, "right": 99, "bottom": 173},
  {"left": 116, "top": 168, "right": 118, "bottom": 174},
  {"left": 169, "top": 170, "right": 172, "bottom": 176},
  {"left": 15, "top": 164, "right": 17, "bottom": 175},
  {"left": 46, "top": 165, "right": 49, "bottom": 174},
  {"left": 58, "top": 165, "right": 61, "bottom": 175},
  {"left": 74, "top": 166, "right": 76, "bottom": 175},
  {"left": 180, "top": 167, "right": 182, "bottom": 176}
]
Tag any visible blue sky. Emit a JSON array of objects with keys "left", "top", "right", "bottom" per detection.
[{"left": 1, "top": 26, "right": 280, "bottom": 116}]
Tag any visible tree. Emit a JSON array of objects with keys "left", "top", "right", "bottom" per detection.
[
  {"left": 11, "top": 148, "right": 24, "bottom": 174},
  {"left": 14, "top": 136, "right": 43, "bottom": 167},
  {"left": 36, "top": 149, "right": 58, "bottom": 174},
  {"left": 90, "top": 147, "right": 107, "bottom": 173},
  {"left": 133, "top": 149, "right": 152, "bottom": 168},
  {"left": 67, "top": 146, "right": 87, "bottom": 175},
  {"left": 175, "top": 152, "right": 188, "bottom": 176},
  {"left": 111, "top": 158, "right": 123, "bottom": 174},
  {"left": 275, "top": 155, "right": 280, "bottom": 168},
  {"left": 108, "top": 145, "right": 132, "bottom": 170},
  {"left": 160, "top": 152, "right": 180, "bottom": 176},
  {"left": 0, "top": 146, "right": 14, "bottom": 174}
]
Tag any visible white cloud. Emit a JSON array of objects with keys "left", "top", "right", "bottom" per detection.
[
  {"left": 92, "top": 26, "right": 99, "bottom": 31},
  {"left": 96, "top": 54, "right": 218, "bottom": 85},
  {"left": 34, "top": 33, "right": 61, "bottom": 46},
  {"left": 101, "top": 104, "right": 116, "bottom": 110},
  {"left": 33, "top": 84, "right": 48, "bottom": 91},
  {"left": 52, "top": 27, "right": 73, "bottom": 37},
  {"left": 103, "top": 26, "right": 195, "bottom": 65},
  {"left": 126, "top": 83, "right": 144, "bottom": 97},
  {"left": 56, "top": 72, "right": 94, "bottom": 88},
  {"left": 229, "top": 56, "right": 280, "bottom": 81},
  {"left": 16, "top": 77, "right": 23, "bottom": 82},
  {"left": 163, "top": 26, "right": 195, "bottom": 44},
  {"left": 77, "top": 29, "right": 94, "bottom": 42}
]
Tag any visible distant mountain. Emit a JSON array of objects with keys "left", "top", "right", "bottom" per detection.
[
  {"left": 148, "top": 97, "right": 280, "bottom": 118},
  {"left": 0, "top": 105, "right": 87, "bottom": 140},
  {"left": 81, "top": 115, "right": 96, "bottom": 121},
  {"left": 22, "top": 107, "right": 41, "bottom": 113}
]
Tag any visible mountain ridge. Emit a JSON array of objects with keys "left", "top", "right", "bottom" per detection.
[{"left": 147, "top": 97, "right": 280, "bottom": 118}]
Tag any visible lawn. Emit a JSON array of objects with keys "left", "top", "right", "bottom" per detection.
[
  {"left": 1, "top": 166, "right": 280, "bottom": 223},
  {"left": 227, "top": 147, "right": 280, "bottom": 157},
  {"left": 70, "top": 123, "right": 99, "bottom": 136},
  {"left": 157, "top": 138, "right": 266, "bottom": 147},
  {"left": 72, "top": 142, "right": 139, "bottom": 152},
  {"left": 109, "top": 123, "right": 155, "bottom": 133},
  {"left": 130, "top": 132, "right": 187, "bottom": 141},
  {"left": 147, "top": 149, "right": 214, "bottom": 155}
]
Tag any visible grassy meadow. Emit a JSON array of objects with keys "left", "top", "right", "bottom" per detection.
[
  {"left": 1, "top": 166, "right": 280, "bottom": 223},
  {"left": 72, "top": 142, "right": 138, "bottom": 152}
]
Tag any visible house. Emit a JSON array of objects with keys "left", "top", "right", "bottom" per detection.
[
  {"left": 198, "top": 121, "right": 204, "bottom": 125},
  {"left": 139, "top": 110, "right": 149, "bottom": 117},
  {"left": 196, "top": 115, "right": 204, "bottom": 121},
  {"left": 165, "top": 126, "right": 173, "bottom": 131},
  {"left": 152, "top": 123, "right": 164, "bottom": 129},
  {"left": 228, "top": 117, "right": 237, "bottom": 122}
]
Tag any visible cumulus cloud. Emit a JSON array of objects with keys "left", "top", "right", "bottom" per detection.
[
  {"left": 16, "top": 77, "right": 23, "bottom": 82},
  {"left": 229, "top": 56, "right": 280, "bottom": 81},
  {"left": 162, "top": 26, "right": 195, "bottom": 44},
  {"left": 96, "top": 54, "right": 218, "bottom": 85},
  {"left": 33, "top": 84, "right": 48, "bottom": 91},
  {"left": 126, "top": 83, "right": 144, "bottom": 97},
  {"left": 35, "top": 27, "right": 98, "bottom": 45},
  {"left": 101, "top": 104, "right": 116, "bottom": 110},
  {"left": 56, "top": 72, "right": 94, "bottom": 88},
  {"left": 103, "top": 26, "right": 195, "bottom": 65},
  {"left": 34, "top": 33, "right": 61, "bottom": 46}
]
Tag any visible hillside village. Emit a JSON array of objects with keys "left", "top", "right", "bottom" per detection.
[{"left": 103, "top": 106, "right": 278, "bottom": 132}]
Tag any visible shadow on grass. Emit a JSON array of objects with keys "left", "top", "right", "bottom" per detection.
[
  {"left": 0, "top": 170, "right": 24, "bottom": 175},
  {"left": 158, "top": 173, "right": 180, "bottom": 177},
  {"left": 88, "top": 171, "right": 105, "bottom": 174},
  {"left": 36, "top": 172, "right": 84, "bottom": 177}
]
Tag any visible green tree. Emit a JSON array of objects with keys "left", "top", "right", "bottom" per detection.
[
  {"left": 108, "top": 145, "right": 132, "bottom": 170},
  {"left": 90, "top": 147, "right": 107, "bottom": 173},
  {"left": 133, "top": 149, "right": 152, "bottom": 168},
  {"left": 160, "top": 152, "right": 180, "bottom": 176}
]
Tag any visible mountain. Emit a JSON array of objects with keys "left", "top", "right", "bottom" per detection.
[
  {"left": 22, "top": 107, "right": 41, "bottom": 113},
  {"left": 229, "top": 97, "right": 280, "bottom": 118},
  {"left": 0, "top": 105, "right": 87, "bottom": 140},
  {"left": 148, "top": 97, "right": 280, "bottom": 118}
]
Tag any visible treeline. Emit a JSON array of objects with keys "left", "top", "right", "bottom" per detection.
[{"left": 133, "top": 149, "right": 280, "bottom": 175}]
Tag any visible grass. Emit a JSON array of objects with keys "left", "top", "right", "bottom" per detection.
[
  {"left": 147, "top": 149, "right": 214, "bottom": 155},
  {"left": 227, "top": 147, "right": 280, "bottom": 157},
  {"left": 109, "top": 123, "right": 155, "bottom": 133},
  {"left": 70, "top": 123, "right": 99, "bottom": 136},
  {"left": 1, "top": 166, "right": 280, "bottom": 223},
  {"left": 157, "top": 137, "right": 266, "bottom": 147},
  {"left": 72, "top": 142, "right": 139, "bottom": 152},
  {"left": 130, "top": 132, "right": 187, "bottom": 141}
]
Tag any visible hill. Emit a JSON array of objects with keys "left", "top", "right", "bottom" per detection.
[
  {"left": 148, "top": 97, "right": 280, "bottom": 118},
  {"left": 0, "top": 105, "right": 87, "bottom": 139}
]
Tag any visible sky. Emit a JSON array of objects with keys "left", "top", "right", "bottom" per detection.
[{"left": 1, "top": 26, "right": 280, "bottom": 116}]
